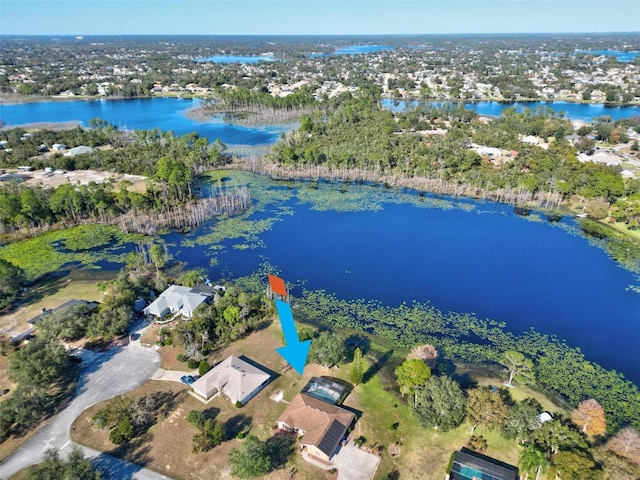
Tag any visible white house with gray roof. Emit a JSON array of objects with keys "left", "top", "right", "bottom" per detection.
[
  {"left": 64, "top": 145, "right": 94, "bottom": 157},
  {"left": 143, "top": 285, "right": 211, "bottom": 320},
  {"left": 191, "top": 355, "right": 271, "bottom": 405}
]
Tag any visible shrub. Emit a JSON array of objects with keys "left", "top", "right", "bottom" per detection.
[
  {"left": 176, "top": 353, "right": 185, "bottom": 362},
  {"left": 235, "top": 400, "right": 242, "bottom": 408},
  {"left": 236, "top": 425, "right": 250, "bottom": 439},
  {"left": 467, "top": 435, "right": 488, "bottom": 452},
  {"left": 198, "top": 360, "right": 211, "bottom": 376},
  {"left": 186, "top": 410, "right": 206, "bottom": 429},
  {"left": 109, "top": 419, "right": 134, "bottom": 444},
  {"left": 187, "top": 358, "right": 198, "bottom": 369}
]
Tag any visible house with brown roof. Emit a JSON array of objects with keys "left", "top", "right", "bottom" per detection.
[{"left": 277, "top": 393, "right": 355, "bottom": 462}]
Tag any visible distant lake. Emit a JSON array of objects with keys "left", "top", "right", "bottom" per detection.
[
  {"left": 3, "top": 98, "right": 640, "bottom": 148},
  {"left": 193, "top": 55, "right": 276, "bottom": 64},
  {"left": 382, "top": 99, "right": 640, "bottom": 121},
  {"left": 0, "top": 98, "right": 287, "bottom": 146},
  {"left": 573, "top": 50, "right": 640, "bottom": 63},
  {"left": 311, "top": 45, "right": 395, "bottom": 57},
  {"left": 335, "top": 45, "right": 394, "bottom": 55}
]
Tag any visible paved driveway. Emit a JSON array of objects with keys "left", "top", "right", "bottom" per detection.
[
  {"left": 0, "top": 340, "right": 170, "bottom": 480},
  {"left": 332, "top": 443, "right": 381, "bottom": 480},
  {"left": 152, "top": 368, "right": 198, "bottom": 383}
]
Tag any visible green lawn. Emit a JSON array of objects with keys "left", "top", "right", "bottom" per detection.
[{"left": 340, "top": 344, "right": 527, "bottom": 479}]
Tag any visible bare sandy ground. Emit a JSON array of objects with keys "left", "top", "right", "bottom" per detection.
[{"left": 25, "top": 169, "right": 147, "bottom": 190}]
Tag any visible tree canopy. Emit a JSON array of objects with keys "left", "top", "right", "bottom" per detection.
[
  {"left": 466, "top": 387, "right": 510, "bottom": 433},
  {"left": 411, "top": 375, "right": 466, "bottom": 432},
  {"left": 394, "top": 358, "right": 431, "bottom": 399},
  {"left": 26, "top": 446, "right": 102, "bottom": 480},
  {"left": 571, "top": 399, "right": 607, "bottom": 438},
  {"left": 501, "top": 350, "right": 535, "bottom": 387},
  {"left": 0, "top": 257, "right": 25, "bottom": 310},
  {"left": 308, "top": 330, "right": 347, "bottom": 368},
  {"left": 228, "top": 435, "right": 271, "bottom": 479}
]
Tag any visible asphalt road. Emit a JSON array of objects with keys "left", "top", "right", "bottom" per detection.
[{"left": 0, "top": 338, "right": 171, "bottom": 480}]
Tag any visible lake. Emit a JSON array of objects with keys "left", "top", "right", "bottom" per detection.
[
  {"left": 193, "top": 55, "right": 276, "bottom": 64},
  {"left": 335, "top": 45, "right": 394, "bottom": 55},
  {"left": 0, "top": 98, "right": 287, "bottom": 146},
  {"left": 3, "top": 98, "right": 640, "bottom": 147},
  {"left": 2, "top": 97, "right": 640, "bottom": 385},
  {"left": 573, "top": 50, "right": 640, "bottom": 63},
  {"left": 382, "top": 99, "right": 640, "bottom": 121},
  {"left": 162, "top": 174, "right": 640, "bottom": 386},
  {"left": 310, "top": 45, "right": 395, "bottom": 58}
]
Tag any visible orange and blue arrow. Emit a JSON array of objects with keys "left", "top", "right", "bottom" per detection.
[{"left": 273, "top": 293, "right": 311, "bottom": 376}]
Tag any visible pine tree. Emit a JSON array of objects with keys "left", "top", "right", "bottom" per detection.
[{"left": 350, "top": 347, "right": 364, "bottom": 386}]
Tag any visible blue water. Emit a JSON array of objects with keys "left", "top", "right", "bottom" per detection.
[
  {"left": 3, "top": 98, "right": 639, "bottom": 144},
  {"left": 335, "top": 45, "right": 394, "bottom": 55},
  {"left": 574, "top": 50, "right": 640, "bottom": 63},
  {"left": 309, "top": 45, "right": 394, "bottom": 58},
  {"left": 0, "top": 98, "right": 286, "bottom": 145},
  {"left": 2, "top": 93, "right": 639, "bottom": 383},
  {"left": 382, "top": 99, "right": 640, "bottom": 121},
  {"left": 168, "top": 180, "right": 640, "bottom": 385},
  {"left": 193, "top": 55, "right": 276, "bottom": 64}
]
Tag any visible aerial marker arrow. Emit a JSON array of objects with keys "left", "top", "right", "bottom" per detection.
[
  {"left": 268, "top": 274, "right": 288, "bottom": 298},
  {"left": 274, "top": 297, "right": 311, "bottom": 376}
]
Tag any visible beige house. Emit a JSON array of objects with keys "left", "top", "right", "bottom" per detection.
[
  {"left": 277, "top": 393, "right": 355, "bottom": 462},
  {"left": 191, "top": 355, "right": 270, "bottom": 405}
]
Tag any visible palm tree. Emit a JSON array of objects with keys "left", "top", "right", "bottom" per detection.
[{"left": 518, "top": 445, "right": 549, "bottom": 480}]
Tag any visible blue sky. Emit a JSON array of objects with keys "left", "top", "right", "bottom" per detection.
[{"left": 1, "top": 0, "right": 639, "bottom": 35}]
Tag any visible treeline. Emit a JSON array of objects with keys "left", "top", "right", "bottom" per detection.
[
  {"left": 0, "top": 121, "right": 230, "bottom": 175},
  {"left": 0, "top": 123, "right": 241, "bottom": 236},
  {"left": 204, "top": 85, "right": 317, "bottom": 111},
  {"left": 197, "top": 86, "right": 317, "bottom": 124},
  {"left": 0, "top": 333, "right": 77, "bottom": 441},
  {"left": 392, "top": 351, "right": 640, "bottom": 479},
  {"left": 266, "top": 90, "right": 640, "bottom": 225}
]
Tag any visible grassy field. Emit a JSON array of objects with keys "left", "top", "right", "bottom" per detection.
[
  {"left": 0, "top": 269, "right": 113, "bottom": 338},
  {"left": 68, "top": 323, "right": 557, "bottom": 480}
]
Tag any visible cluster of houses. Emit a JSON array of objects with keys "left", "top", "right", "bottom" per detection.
[
  {"left": 6, "top": 281, "right": 521, "bottom": 479},
  {"left": 144, "top": 283, "right": 359, "bottom": 464}
]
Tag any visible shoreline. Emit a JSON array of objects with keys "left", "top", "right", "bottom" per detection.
[
  {"left": 233, "top": 159, "right": 565, "bottom": 209},
  {"left": 0, "top": 92, "right": 206, "bottom": 106},
  {"left": 3, "top": 92, "right": 639, "bottom": 108},
  {"left": 0, "top": 120, "right": 82, "bottom": 131},
  {"left": 183, "top": 103, "right": 310, "bottom": 127},
  {"left": 230, "top": 160, "right": 640, "bottom": 260}
]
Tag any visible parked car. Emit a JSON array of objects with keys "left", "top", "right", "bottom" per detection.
[{"left": 180, "top": 375, "right": 195, "bottom": 386}]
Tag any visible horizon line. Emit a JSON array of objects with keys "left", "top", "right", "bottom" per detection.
[{"left": 1, "top": 31, "right": 639, "bottom": 37}]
